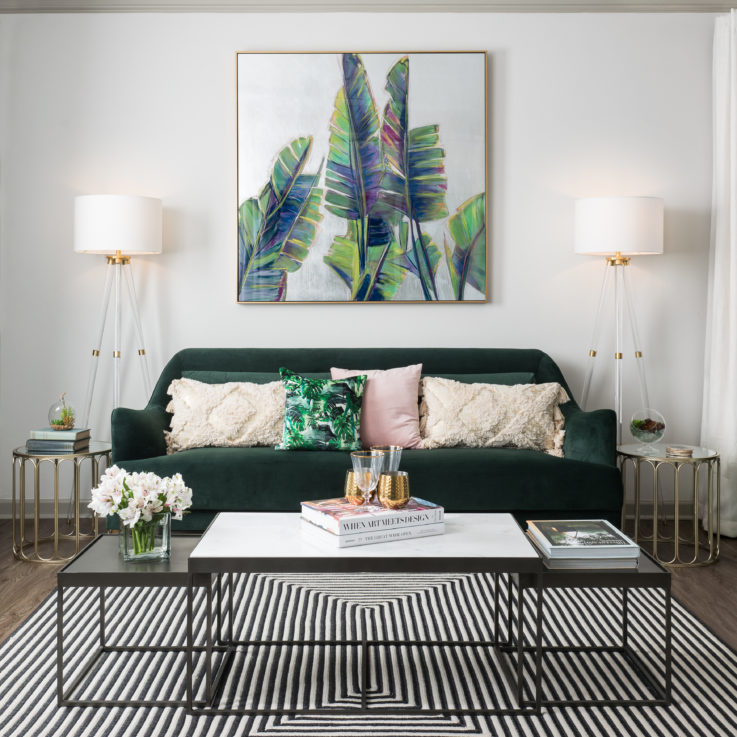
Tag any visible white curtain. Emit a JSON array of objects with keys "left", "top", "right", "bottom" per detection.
[{"left": 702, "top": 10, "right": 737, "bottom": 538}]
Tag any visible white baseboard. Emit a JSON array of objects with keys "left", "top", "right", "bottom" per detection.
[{"left": 0, "top": 498, "right": 94, "bottom": 519}]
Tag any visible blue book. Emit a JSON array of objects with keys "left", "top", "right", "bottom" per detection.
[{"left": 25, "top": 438, "right": 90, "bottom": 453}]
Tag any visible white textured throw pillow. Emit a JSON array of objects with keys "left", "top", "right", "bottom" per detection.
[
  {"left": 165, "top": 378, "right": 285, "bottom": 453},
  {"left": 419, "top": 378, "right": 569, "bottom": 456}
]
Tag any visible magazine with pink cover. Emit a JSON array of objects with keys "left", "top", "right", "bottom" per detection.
[{"left": 301, "top": 497, "right": 444, "bottom": 535}]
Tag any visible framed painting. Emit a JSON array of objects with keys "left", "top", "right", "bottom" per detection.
[{"left": 236, "top": 51, "right": 487, "bottom": 303}]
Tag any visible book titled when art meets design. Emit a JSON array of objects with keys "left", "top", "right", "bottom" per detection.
[{"left": 301, "top": 497, "right": 444, "bottom": 536}]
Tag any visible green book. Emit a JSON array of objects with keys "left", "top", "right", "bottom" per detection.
[{"left": 28, "top": 427, "right": 90, "bottom": 441}]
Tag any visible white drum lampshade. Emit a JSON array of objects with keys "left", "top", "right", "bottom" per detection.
[
  {"left": 74, "top": 195, "right": 162, "bottom": 255},
  {"left": 574, "top": 197, "right": 664, "bottom": 256}
]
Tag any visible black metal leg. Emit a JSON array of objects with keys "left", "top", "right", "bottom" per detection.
[
  {"left": 493, "top": 572, "right": 500, "bottom": 643},
  {"left": 665, "top": 582, "right": 672, "bottom": 704},
  {"left": 205, "top": 579, "right": 213, "bottom": 704},
  {"left": 361, "top": 609, "right": 368, "bottom": 711},
  {"left": 228, "top": 573, "right": 234, "bottom": 644},
  {"left": 622, "top": 587, "right": 629, "bottom": 649},
  {"left": 186, "top": 573, "right": 194, "bottom": 711},
  {"left": 533, "top": 574, "right": 543, "bottom": 712},
  {"left": 99, "top": 587, "right": 106, "bottom": 648},
  {"left": 507, "top": 576, "right": 514, "bottom": 643},
  {"left": 216, "top": 573, "right": 222, "bottom": 644},
  {"left": 516, "top": 578, "right": 524, "bottom": 706},
  {"left": 56, "top": 584, "right": 64, "bottom": 705}
]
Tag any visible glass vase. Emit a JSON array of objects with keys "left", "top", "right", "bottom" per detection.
[{"left": 120, "top": 513, "right": 171, "bottom": 561}]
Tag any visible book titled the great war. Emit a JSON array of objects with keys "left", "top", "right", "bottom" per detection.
[
  {"left": 301, "top": 497, "right": 444, "bottom": 536},
  {"left": 526, "top": 519, "right": 639, "bottom": 559}
]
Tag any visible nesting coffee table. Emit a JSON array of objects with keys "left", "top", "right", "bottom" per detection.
[{"left": 56, "top": 512, "right": 672, "bottom": 715}]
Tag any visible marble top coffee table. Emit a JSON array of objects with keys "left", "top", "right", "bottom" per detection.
[{"left": 186, "top": 512, "right": 544, "bottom": 717}]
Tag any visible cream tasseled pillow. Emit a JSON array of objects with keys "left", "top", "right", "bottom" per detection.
[
  {"left": 165, "top": 378, "right": 285, "bottom": 453},
  {"left": 419, "top": 378, "right": 569, "bottom": 456}
]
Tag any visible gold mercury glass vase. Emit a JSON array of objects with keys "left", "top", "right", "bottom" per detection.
[{"left": 377, "top": 471, "right": 411, "bottom": 509}]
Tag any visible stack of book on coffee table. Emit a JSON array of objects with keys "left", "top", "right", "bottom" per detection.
[
  {"left": 526, "top": 519, "right": 640, "bottom": 569},
  {"left": 301, "top": 497, "right": 444, "bottom": 548},
  {"left": 26, "top": 427, "right": 90, "bottom": 454}
]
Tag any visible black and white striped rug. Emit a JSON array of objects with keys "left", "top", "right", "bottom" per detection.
[{"left": 1, "top": 573, "right": 736, "bottom": 737}]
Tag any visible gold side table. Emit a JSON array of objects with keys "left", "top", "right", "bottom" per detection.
[
  {"left": 618, "top": 443, "right": 720, "bottom": 567},
  {"left": 12, "top": 441, "right": 111, "bottom": 563}
]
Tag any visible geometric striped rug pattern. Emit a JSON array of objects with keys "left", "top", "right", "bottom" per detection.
[{"left": 1, "top": 573, "right": 736, "bottom": 737}]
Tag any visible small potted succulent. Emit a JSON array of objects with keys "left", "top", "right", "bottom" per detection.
[{"left": 48, "top": 392, "right": 75, "bottom": 430}]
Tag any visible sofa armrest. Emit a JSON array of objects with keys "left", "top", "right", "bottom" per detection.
[
  {"left": 562, "top": 405, "right": 617, "bottom": 466},
  {"left": 111, "top": 406, "right": 169, "bottom": 463}
]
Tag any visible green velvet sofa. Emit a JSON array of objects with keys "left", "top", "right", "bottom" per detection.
[{"left": 110, "top": 347, "right": 621, "bottom": 531}]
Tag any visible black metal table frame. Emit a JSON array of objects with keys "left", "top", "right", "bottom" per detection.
[
  {"left": 513, "top": 555, "right": 672, "bottom": 708},
  {"left": 185, "top": 566, "right": 545, "bottom": 718},
  {"left": 57, "top": 535, "right": 214, "bottom": 708}
]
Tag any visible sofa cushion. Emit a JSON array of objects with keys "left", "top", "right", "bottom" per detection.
[
  {"left": 331, "top": 364, "right": 423, "bottom": 449},
  {"left": 277, "top": 368, "right": 367, "bottom": 451},
  {"left": 420, "top": 378, "right": 568, "bottom": 456},
  {"left": 165, "top": 377, "right": 284, "bottom": 452},
  {"left": 428, "top": 372, "right": 535, "bottom": 385},
  {"left": 113, "top": 446, "right": 622, "bottom": 524},
  {"left": 182, "top": 370, "right": 330, "bottom": 384}
]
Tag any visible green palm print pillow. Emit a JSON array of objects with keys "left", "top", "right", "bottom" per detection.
[{"left": 277, "top": 368, "right": 367, "bottom": 451}]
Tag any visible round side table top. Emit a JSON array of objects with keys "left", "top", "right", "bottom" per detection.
[
  {"left": 617, "top": 443, "right": 718, "bottom": 462},
  {"left": 13, "top": 440, "right": 112, "bottom": 459}
]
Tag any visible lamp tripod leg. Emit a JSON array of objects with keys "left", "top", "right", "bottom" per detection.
[
  {"left": 614, "top": 264, "right": 625, "bottom": 445},
  {"left": 80, "top": 264, "right": 114, "bottom": 429},
  {"left": 621, "top": 265, "right": 651, "bottom": 409},
  {"left": 113, "top": 263, "right": 122, "bottom": 409},
  {"left": 581, "top": 263, "right": 613, "bottom": 409},
  {"left": 122, "top": 264, "right": 153, "bottom": 399}
]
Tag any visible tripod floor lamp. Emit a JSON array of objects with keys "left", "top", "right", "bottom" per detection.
[
  {"left": 574, "top": 196, "right": 664, "bottom": 443},
  {"left": 74, "top": 195, "right": 162, "bottom": 428}
]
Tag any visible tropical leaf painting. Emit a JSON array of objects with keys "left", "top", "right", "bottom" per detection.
[{"left": 236, "top": 51, "right": 486, "bottom": 302}]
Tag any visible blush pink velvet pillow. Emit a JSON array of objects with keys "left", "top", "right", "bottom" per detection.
[{"left": 330, "top": 364, "right": 423, "bottom": 449}]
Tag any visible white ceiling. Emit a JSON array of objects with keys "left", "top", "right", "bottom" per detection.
[{"left": 0, "top": 0, "right": 729, "bottom": 11}]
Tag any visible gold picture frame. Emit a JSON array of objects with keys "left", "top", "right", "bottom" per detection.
[{"left": 236, "top": 51, "right": 488, "bottom": 304}]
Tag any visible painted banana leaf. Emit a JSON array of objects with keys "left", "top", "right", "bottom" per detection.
[
  {"left": 444, "top": 193, "right": 486, "bottom": 300},
  {"left": 324, "top": 53, "right": 406, "bottom": 299},
  {"left": 397, "top": 220, "right": 441, "bottom": 293},
  {"left": 326, "top": 219, "right": 408, "bottom": 301},
  {"left": 324, "top": 55, "right": 383, "bottom": 256},
  {"left": 380, "top": 57, "right": 449, "bottom": 300},
  {"left": 238, "top": 136, "right": 323, "bottom": 301}
]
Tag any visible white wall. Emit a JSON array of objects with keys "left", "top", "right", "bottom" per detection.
[{"left": 0, "top": 11, "right": 715, "bottom": 504}]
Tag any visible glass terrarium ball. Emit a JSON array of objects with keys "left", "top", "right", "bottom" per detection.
[
  {"left": 630, "top": 408, "right": 665, "bottom": 445},
  {"left": 48, "top": 392, "right": 75, "bottom": 430}
]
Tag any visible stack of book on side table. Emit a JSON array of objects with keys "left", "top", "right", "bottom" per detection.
[
  {"left": 526, "top": 519, "right": 640, "bottom": 570},
  {"left": 301, "top": 497, "right": 444, "bottom": 548},
  {"left": 26, "top": 428, "right": 90, "bottom": 454}
]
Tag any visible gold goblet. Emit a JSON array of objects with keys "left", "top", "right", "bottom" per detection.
[{"left": 377, "top": 471, "right": 410, "bottom": 509}]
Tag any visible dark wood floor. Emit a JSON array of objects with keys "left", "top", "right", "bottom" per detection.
[{"left": 1, "top": 519, "right": 736, "bottom": 649}]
